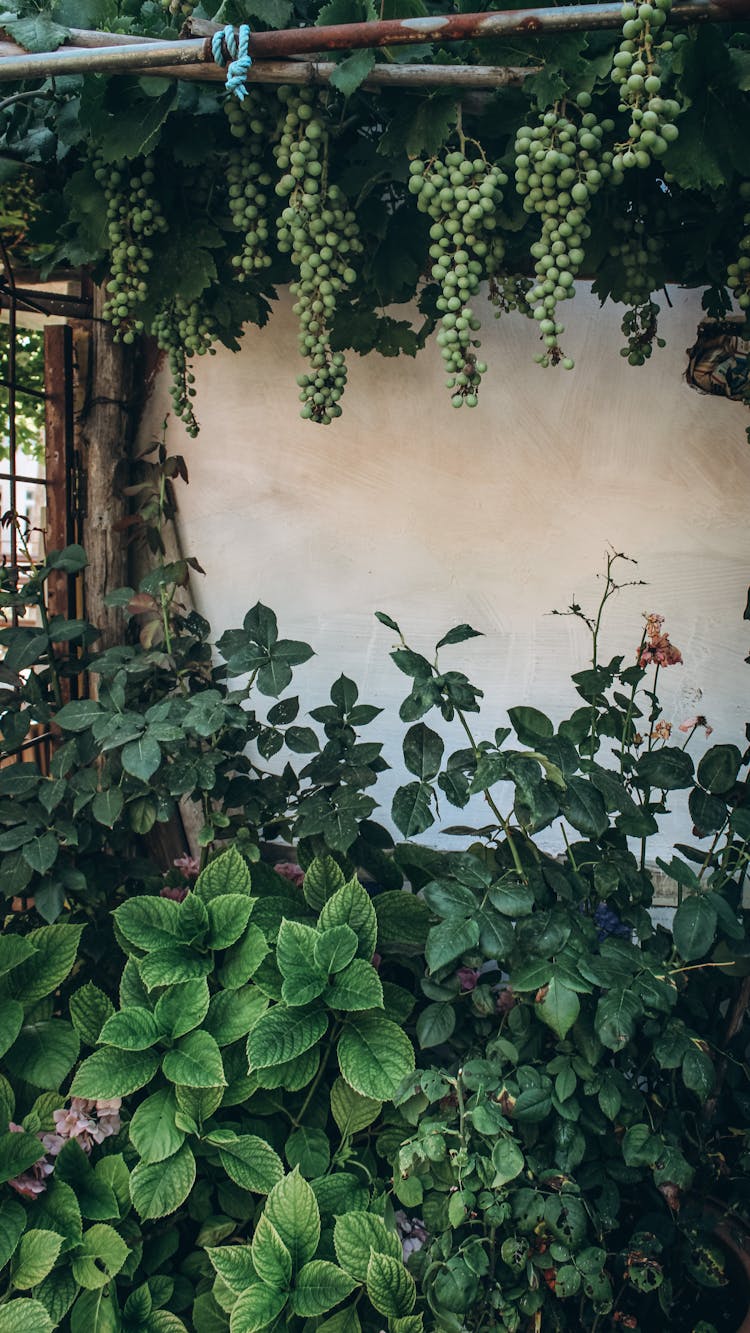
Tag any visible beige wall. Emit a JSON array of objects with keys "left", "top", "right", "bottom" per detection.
[{"left": 137, "top": 283, "right": 750, "bottom": 858}]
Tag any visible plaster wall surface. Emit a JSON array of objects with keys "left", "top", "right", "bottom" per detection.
[{"left": 137, "top": 282, "right": 750, "bottom": 859}]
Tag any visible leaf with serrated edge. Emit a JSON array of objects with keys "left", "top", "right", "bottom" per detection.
[
  {"left": 264, "top": 1169, "right": 320, "bottom": 1272},
  {"left": 70, "top": 1047, "right": 159, "bottom": 1099},
  {"left": 207, "top": 1244, "right": 257, "bottom": 1294},
  {"left": 12, "top": 1231, "right": 62, "bottom": 1289},
  {"left": 330, "top": 1078, "right": 382, "bottom": 1138},
  {"left": 319, "top": 881, "right": 377, "bottom": 960},
  {"left": 162, "top": 1030, "right": 226, "bottom": 1089},
  {"left": 327, "top": 959, "right": 383, "bottom": 1012},
  {"left": 251, "top": 1213, "right": 292, "bottom": 1288},
  {"left": 130, "top": 1143, "right": 196, "bottom": 1220},
  {"left": 98, "top": 1007, "right": 163, "bottom": 1050},
  {"left": 334, "top": 1212, "right": 401, "bottom": 1282},
  {"left": 206, "top": 1132, "right": 284, "bottom": 1195},
  {"left": 129, "top": 1088, "right": 185, "bottom": 1165},
  {"left": 247, "top": 1006, "right": 327, "bottom": 1069},
  {"left": 290, "top": 1260, "right": 356, "bottom": 1317},
  {"left": 228, "top": 1283, "right": 286, "bottom": 1333},
  {"left": 338, "top": 1015, "right": 415, "bottom": 1101},
  {"left": 366, "top": 1251, "right": 416, "bottom": 1317}
]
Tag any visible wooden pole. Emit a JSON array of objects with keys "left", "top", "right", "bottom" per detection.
[
  {"left": 0, "top": 0, "right": 748, "bottom": 82},
  {"left": 77, "top": 284, "right": 136, "bottom": 652}
]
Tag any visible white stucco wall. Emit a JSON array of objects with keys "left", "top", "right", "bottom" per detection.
[{"left": 137, "top": 283, "right": 750, "bottom": 860}]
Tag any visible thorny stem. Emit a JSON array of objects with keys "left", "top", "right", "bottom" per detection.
[{"left": 455, "top": 707, "right": 529, "bottom": 878}]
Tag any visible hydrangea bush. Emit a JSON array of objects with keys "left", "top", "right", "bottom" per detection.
[{"left": 0, "top": 551, "right": 748, "bottom": 1332}]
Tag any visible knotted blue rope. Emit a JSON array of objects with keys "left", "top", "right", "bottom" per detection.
[{"left": 211, "top": 24, "right": 253, "bottom": 102}]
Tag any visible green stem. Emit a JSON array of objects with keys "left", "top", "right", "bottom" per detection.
[
  {"left": 455, "top": 708, "right": 528, "bottom": 878},
  {"left": 292, "top": 1024, "right": 341, "bottom": 1129}
]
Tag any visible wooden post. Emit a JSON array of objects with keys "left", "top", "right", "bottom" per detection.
[{"left": 78, "top": 283, "right": 138, "bottom": 650}]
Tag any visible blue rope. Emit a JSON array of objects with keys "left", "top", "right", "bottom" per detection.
[{"left": 211, "top": 24, "right": 253, "bottom": 102}]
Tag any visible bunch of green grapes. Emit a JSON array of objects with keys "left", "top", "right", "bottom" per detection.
[
  {"left": 160, "top": 0, "right": 196, "bottom": 15},
  {"left": 408, "top": 145, "right": 506, "bottom": 406},
  {"left": 727, "top": 185, "right": 750, "bottom": 314},
  {"left": 225, "top": 93, "right": 274, "bottom": 279},
  {"left": 611, "top": 0, "right": 680, "bottom": 169},
  {"left": 152, "top": 298, "right": 218, "bottom": 438},
  {"left": 607, "top": 213, "right": 666, "bottom": 363},
  {"left": 514, "top": 97, "right": 619, "bottom": 367},
  {"left": 273, "top": 87, "right": 361, "bottom": 424},
  {"left": 95, "top": 153, "right": 167, "bottom": 345}
]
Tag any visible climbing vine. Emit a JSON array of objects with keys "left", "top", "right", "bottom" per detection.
[{"left": 1, "top": 0, "right": 750, "bottom": 430}]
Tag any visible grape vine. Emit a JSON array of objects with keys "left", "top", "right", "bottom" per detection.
[
  {"left": 727, "top": 184, "right": 750, "bottom": 315},
  {"left": 225, "top": 93, "right": 274, "bottom": 279},
  {"left": 409, "top": 137, "right": 506, "bottom": 407},
  {"left": 607, "top": 212, "right": 667, "bottom": 363},
  {"left": 96, "top": 154, "right": 167, "bottom": 345},
  {"left": 152, "top": 299, "right": 218, "bottom": 439},
  {"left": 514, "top": 97, "right": 619, "bottom": 367},
  {"left": 274, "top": 87, "right": 361, "bottom": 424},
  {"left": 611, "top": 0, "right": 680, "bottom": 169}
]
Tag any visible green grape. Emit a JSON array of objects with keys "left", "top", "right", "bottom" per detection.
[
  {"left": 95, "top": 152, "right": 167, "bottom": 343},
  {"left": 607, "top": 212, "right": 666, "bottom": 362},
  {"left": 152, "top": 298, "right": 219, "bottom": 438},
  {"left": 409, "top": 141, "right": 506, "bottom": 405},
  {"left": 273, "top": 87, "right": 362, "bottom": 425},
  {"left": 514, "top": 97, "right": 617, "bottom": 366},
  {"left": 160, "top": 0, "right": 197, "bottom": 14},
  {"left": 611, "top": 0, "right": 680, "bottom": 169},
  {"left": 225, "top": 92, "right": 274, "bottom": 278},
  {"left": 726, "top": 196, "right": 750, "bottom": 315}
]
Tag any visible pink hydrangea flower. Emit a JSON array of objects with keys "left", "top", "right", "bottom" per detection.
[
  {"left": 6, "top": 1122, "right": 53, "bottom": 1199},
  {"left": 274, "top": 861, "right": 305, "bottom": 887},
  {"left": 173, "top": 855, "right": 200, "bottom": 879}
]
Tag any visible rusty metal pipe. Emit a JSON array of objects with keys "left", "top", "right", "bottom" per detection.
[{"left": 0, "top": 0, "right": 747, "bottom": 82}]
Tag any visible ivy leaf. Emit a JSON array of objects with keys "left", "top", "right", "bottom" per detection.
[
  {"left": 1, "top": 16, "right": 69, "bottom": 52},
  {"left": 377, "top": 94, "right": 457, "bottom": 157},
  {"left": 329, "top": 49, "right": 377, "bottom": 96},
  {"left": 241, "top": 0, "right": 293, "bottom": 23}
]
